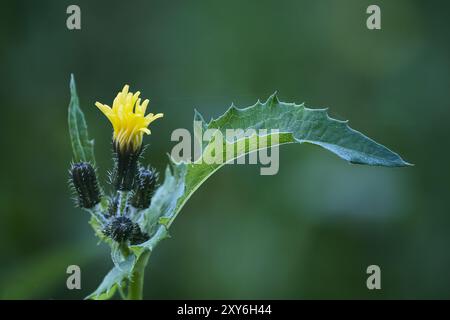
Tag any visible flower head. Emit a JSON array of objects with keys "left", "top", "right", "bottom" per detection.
[{"left": 95, "top": 85, "right": 163, "bottom": 152}]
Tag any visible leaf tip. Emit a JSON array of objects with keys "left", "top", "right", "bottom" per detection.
[
  {"left": 384, "top": 152, "right": 413, "bottom": 167},
  {"left": 399, "top": 159, "right": 414, "bottom": 167},
  {"left": 266, "top": 91, "right": 279, "bottom": 106},
  {"left": 70, "top": 73, "right": 77, "bottom": 93}
]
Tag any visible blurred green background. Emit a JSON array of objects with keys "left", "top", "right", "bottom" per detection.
[{"left": 0, "top": 0, "right": 448, "bottom": 299}]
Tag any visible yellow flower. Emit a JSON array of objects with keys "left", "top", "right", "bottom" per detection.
[{"left": 95, "top": 85, "right": 163, "bottom": 151}]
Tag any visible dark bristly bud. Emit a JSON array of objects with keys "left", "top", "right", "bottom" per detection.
[
  {"left": 70, "top": 162, "right": 101, "bottom": 208},
  {"left": 103, "top": 216, "right": 149, "bottom": 244},
  {"left": 131, "top": 167, "right": 159, "bottom": 209},
  {"left": 112, "top": 144, "right": 141, "bottom": 191},
  {"left": 103, "top": 216, "right": 134, "bottom": 242}
]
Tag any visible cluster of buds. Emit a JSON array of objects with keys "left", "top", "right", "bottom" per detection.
[{"left": 69, "top": 85, "right": 163, "bottom": 245}]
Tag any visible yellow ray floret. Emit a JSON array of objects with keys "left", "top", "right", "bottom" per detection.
[{"left": 95, "top": 85, "right": 163, "bottom": 151}]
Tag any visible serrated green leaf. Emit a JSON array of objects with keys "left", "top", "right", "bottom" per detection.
[
  {"left": 68, "top": 74, "right": 95, "bottom": 164},
  {"left": 171, "top": 93, "right": 410, "bottom": 221}
]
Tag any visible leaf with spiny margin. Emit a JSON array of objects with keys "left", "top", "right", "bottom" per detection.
[
  {"left": 68, "top": 74, "right": 95, "bottom": 164},
  {"left": 172, "top": 93, "right": 410, "bottom": 220}
]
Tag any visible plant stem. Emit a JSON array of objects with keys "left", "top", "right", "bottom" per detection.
[
  {"left": 127, "top": 249, "right": 151, "bottom": 300},
  {"left": 118, "top": 286, "right": 127, "bottom": 300}
]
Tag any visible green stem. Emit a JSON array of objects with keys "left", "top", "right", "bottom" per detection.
[
  {"left": 118, "top": 286, "right": 127, "bottom": 300},
  {"left": 127, "top": 249, "right": 151, "bottom": 300}
]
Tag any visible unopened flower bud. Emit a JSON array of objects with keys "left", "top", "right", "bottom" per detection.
[
  {"left": 131, "top": 167, "right": 159, "bottom": 209},
  {"left": 70, "top": 162, "right": 101, "bottom": 208},
  {"left": 103, "top": 216, "right": 149, "bottom": 244}
]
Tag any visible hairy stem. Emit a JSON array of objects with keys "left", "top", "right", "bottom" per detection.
[{"left": 127, "top": 249, "right": 151, "bottom": 300}]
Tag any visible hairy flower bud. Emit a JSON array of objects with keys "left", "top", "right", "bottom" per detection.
[
  {"left": 103, "top": 216, "right": 149, "bottom": 244},
  {"left": 70, "top": 162, "right": 101, "bottom": 208},
  {"left": 131, "top": 167, "right": 159, "bottom": 209}
]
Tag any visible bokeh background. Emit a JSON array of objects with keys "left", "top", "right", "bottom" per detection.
[{"left": 0, "top": 0, "right": 449, "bottom": 299}]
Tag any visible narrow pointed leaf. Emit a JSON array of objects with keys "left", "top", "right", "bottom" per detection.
[{"left": 68, "top": 74, "right": 95, "bottom": 163}]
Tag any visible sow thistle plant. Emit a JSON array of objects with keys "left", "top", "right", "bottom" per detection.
[{"left": 67, "top": 74, "right": 410, "bottom": 300}]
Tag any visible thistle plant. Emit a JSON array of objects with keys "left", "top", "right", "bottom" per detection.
[{"left": 67, "top": 74, "right": 410, "bottom": 300}]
